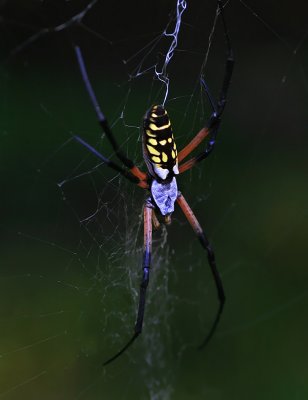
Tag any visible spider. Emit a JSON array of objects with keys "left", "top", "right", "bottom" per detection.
[{"left": 73, "top": 0, "right": 233, "bottom": 365}]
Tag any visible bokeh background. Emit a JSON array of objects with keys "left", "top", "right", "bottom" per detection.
[{"left": 1, "top": 1, "right": 308, "bottom": 399}]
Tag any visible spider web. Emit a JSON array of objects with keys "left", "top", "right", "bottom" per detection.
[{"left": 1, "top": 1, "right": 308, "bottom": 399}]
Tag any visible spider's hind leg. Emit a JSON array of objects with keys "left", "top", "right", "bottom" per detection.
[
  {"left": 176, "top": 192, "right": 225, "bottom": 348},
  {"left": 103, "top": 200, "right": 153, "bottom": 366}
]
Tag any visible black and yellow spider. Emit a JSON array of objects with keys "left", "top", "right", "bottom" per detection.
[{"left": 73, "top": 0, "right": 233, "bottom": 365}]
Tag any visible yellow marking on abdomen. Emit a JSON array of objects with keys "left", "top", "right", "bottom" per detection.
[
  {"left": 168, "top": 137, "right": 172, "bottom": 143},
  {"left": 148, "top": 138, "right": 158, "bottom": 145},
  {"left": 159, "top": 140, "right": 167, "bottom": 145},
  {"left": 152, "top": 156, "right": 161, "bottom": 163},
  {"left": 162, "top": 152, "right": 168, "bottom": 162},
  {"left": 147, "top": 144, "right": 160, "bottom": 156},
  {"left": 146, "top": 129, "right": 156, "bottom": 137},
  {"left": 151, "top": 111, "right": 167, "bottom": 118},
  {"left": 171, "top": 150, "right": 176, "bottom": 159},
  {"left": 149, "top": 122, "right": 171, "bottom": 131}
]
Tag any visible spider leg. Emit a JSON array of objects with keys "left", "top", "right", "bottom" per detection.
[
  {"left": 178, "top": 0, "right": 234, "bottom": 173},
  {"left": 177, "top": 78, "right": 217, "bottom": 164},
  {"left": 177, "top": 127, "right": 209, "bottom": 163},
  {"left": 73, "top": 135, "right": 148, "bottom": 188},
  {"left": 74, "top": 46, "right": 148, "bottom": 182},
  {"left": 103, "top": 201, "right": 153, "bottom": 365},
  {"left": 176, "top": 192, "right": 225, "bottom": 349}
]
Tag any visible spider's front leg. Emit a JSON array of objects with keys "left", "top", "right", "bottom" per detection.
[
  {"left": 103, "top": 200, "right": 153, "bottom": 365},
  {"left": 74, "top": 46, "right": 148, "bottom": 184},
  {"left": 178, "top": 0, "right": 234, "bottom": 174},
  {"left": 177, "top": 192, "right": 225, "bottom": 348}
]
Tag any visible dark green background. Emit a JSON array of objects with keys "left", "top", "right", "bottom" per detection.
[{"left": 1, "top": 1, "right": 308, "bottom": 399}]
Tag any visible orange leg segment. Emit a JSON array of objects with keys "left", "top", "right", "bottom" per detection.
[
  {"left": 178, "top": 127, "right": 209, "bottom": 163},
  {"left": 130, "top": 163, "right": 149, "bottom": 189},
  {"left": 130, "top": 166, "right": 149, "bottom": 188},
  {"left": 178, "top": 156, "right": 202, "bottom": 174},
  {"left": 130, "top": 166, "right": 148, "bottom": 181},
  {"left": 143, "top": 205, "right": 152, "bottom": 268},
  {"left": 177, "top": 193, "right": 203, "bottom": 235}
]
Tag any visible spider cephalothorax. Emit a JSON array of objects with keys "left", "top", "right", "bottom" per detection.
[{"left": 73, "top": 0, "right": 233, "bottom": 366}]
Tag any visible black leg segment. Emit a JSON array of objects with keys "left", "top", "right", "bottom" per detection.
[
  {"left": 177, "top": 193, "right": 225, "bottom": 349},
  {"left": 74, "top": 46, "right": 137, "bottom": 169},
  {"left": 103, "top": 202, "right": 153, "bottom": 366},
  {"left": 178, "top": 0, "right": 234, "bottom": 173}
]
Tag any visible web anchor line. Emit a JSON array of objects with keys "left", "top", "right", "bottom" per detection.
[{"left": 155, "top": 0, "right": 187, "bottom": 106}]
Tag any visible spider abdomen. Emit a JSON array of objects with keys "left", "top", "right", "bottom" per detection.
[{"left": 143, "top": 105, "right": 179, "bottom": 181}]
